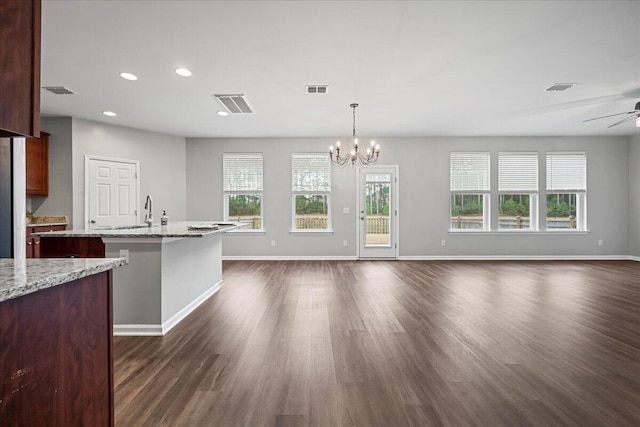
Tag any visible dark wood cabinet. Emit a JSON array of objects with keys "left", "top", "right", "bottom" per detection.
[
  {"left": 41, "top": 236, "right": 106, "bottom": 258},
  {"left": 26, "top": 131, "right": 49, "bottom": 196},
  {"left": 0, "top": 271, "right": 114, "bottom": 426},
  {"left": 0, "top": 0, "right": 41, "bottom": 138},
  {"left": 26, "top": 224, "right": 66, "bottom": 258}
]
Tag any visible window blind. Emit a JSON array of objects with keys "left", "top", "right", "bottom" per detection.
[
  {"left": 291, "top": 153, "right": 331, "bottom": 192},
  {"left": 223, "top": 153, "right": 263, "bottom": 192},
  {"left": 498, "top": 152, "right": 538, "bottom": 192},
  {"left": 450, "top": 152, "right": 490, "bottom": 191},
  {"left": 546, "top": 152, "right": 586, "bottom": 191}
]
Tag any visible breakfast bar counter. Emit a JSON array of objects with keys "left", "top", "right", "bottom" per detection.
[
  {"left": 36, "top": 222, "right": 243, "bottom": 336},
  {"left": 0, "top": 257, "right": 127, "bottom": 426}
]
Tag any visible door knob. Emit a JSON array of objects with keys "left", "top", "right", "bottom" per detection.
[
  {"left": 90, "top": 220, "right": 96, "bottom": 224},
  {"left": 360, "top": 216, "right": 365, "bottom": 220}
]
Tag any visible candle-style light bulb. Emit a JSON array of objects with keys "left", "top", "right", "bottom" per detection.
[
  {"left": 354, "top": 137, "right": 358, "bottom": 145},
  {"left": 636, "top": 115, "right": 640, "bottom": 128},
  {"left": 366, "top": 148, "right": 371, "bottom": 154},
  {"left": 370, "top": 140, "right": 375, "bottom": 146},
  {"left": 329, "top": 145, "right": 333, "bottom": 153},
  {"left": 375, "top": 144, "right": 380, "bottom": 151},
  {"left": 350, "top": 149, "right": 356, "bottom": 156},
  {"left": 336, "top": 141, "right": 341, "bottom": 147}
]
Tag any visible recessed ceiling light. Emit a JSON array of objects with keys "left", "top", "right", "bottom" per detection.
[
  {"left": 102, "top": 111, "right": 117, "bottom": 117},
  {"left": 120, "top": 72, "right": 138, "bottom": 81},
  {"left": 175, "top": 68, "right": 192, "bottom": 77},
  {"left": 217, "top": 111, "right": 229, "bottom": 117},
  {"left": 545, "top": 83, "right": 577, "bottom": 92}
]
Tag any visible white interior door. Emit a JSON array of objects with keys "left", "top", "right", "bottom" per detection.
[
  {"left": 86, "top": 156, "right": 139, "bottom": 228},
  {"left": 358, "top": 166, "right": 398, "bottom": 259}
]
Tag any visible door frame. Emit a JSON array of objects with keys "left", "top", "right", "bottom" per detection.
[
  {"left": 356, "top": 165, "right": 399, "bottom": 259},
  {"left": 84, "top": 155, "right": 140, "bottom": 228}
]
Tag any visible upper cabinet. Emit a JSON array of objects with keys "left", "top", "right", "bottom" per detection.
[
  {"left": 26, "top": 132, "right": 49, "bottom": 196},
  {"left": 0, "top": 0, "right": 41, "bottom": 138}
]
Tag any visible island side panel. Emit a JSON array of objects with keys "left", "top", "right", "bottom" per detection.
[
  {"left": 105, "top": 240, "right": 162, "bottom": 334},
  {"left": 160, "top": 234, "right": 223, "bottom": 331},
  {"left": 0, "top": 271, "right": 113, "bottom": 426}
]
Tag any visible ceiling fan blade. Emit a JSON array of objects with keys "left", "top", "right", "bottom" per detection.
[
  {"left": 607, "top": 114, "right": 637, "bottom": 128},
  {"left": 583, "top": 111, "right": 636, "bottom": 122}
]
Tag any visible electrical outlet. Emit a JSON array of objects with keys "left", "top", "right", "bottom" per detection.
[
  {"left": 441, "top": 240, "right": 446, "bottom": 247},
  {"left": 343, "top": 207, "right": 350, "bottom": 214},
  {"left": 271, "top": 240, "right": 276, "bottom": 247},
  {"left": 119, "top": 249, "right": 129, "bottom": 263},
  {"left": 598, "top": 240, "right": 603, "bottom": 247},
  {"left": 343, "top": 240, "right": 348, "bottom": 247}
]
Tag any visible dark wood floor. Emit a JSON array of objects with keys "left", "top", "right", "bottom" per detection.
[{"left": 114, "top": 260, "right": 640, "bottom": 426}]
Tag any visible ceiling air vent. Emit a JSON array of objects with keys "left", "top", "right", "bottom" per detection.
[
  {"left": 545, "top": 83, "right": 577, "bottom": 92},
  {"left": 306, "top": 85, "right": 328, "bottom": 94},
  {"left": 213, "top": 94, "right": 253, "bottom": 114},
  {"left": 43, "top": 86, "right": 77, "bottom": 95}
]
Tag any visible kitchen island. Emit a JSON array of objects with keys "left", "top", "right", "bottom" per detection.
[
  {"left": 36, "top": 222, "right": 242, "bottom": 336},
  {"left": 0, "top": 257, "right": 127, "bottom": 426}
]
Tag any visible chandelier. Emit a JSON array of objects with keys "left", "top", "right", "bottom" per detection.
[{"left": 329, "top": 103, "right": 380, "bottom": 167}]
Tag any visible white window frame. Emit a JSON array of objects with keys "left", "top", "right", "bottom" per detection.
[
  {"left": 223, "top": 152, "right": 264, "bottom": 232},
  {"left": 449, "top": 152, "right": 491, "bottom": 232},
  {"left": 545, "top": 152, "right": 587, "bottom": 231},
  {"left": 498, "top": 152, "right": 539, "bottom": 231},
  {"left": 291, "top": 153, "right": 332, "bottom": 233}
]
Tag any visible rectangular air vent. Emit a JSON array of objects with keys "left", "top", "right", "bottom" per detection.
[
  {"left": 213, "top": 94, "right": 253, "bottom": 114},
  {"left": 306, "top": 85, "right": 328, "bottom": 94},
  {"left": 545, "top": 83, "right": 577, "bottom": 92},
  {"left": 43, "top": 86, "right": 77, "bottom": 95}
]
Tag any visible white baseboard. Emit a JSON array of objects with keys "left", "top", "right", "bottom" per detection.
[
  {"left": 113, "top": 324, "right": 163, "bottom": 336},
  {"left": 398, "top": 255, "right": 631, "bottom": 261},
  {"left": 113, "top": 279, "right": 223, "bottom": 337},
  {"left": 628, "top": 256, "right": 640, "bottom": 262},
  {"left": 223, "top": 255, "right": 358, "bottom": 261}
]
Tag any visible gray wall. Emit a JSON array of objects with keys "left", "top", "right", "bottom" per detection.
[
  {"left": 186, "top": 136, "right": 630, "bottom": 258},
  {"left": 71, "top": 118, "right": 187, "bottom": 229},
  {"left": 629, "top": 134, "right": 640, "bottom": 257},
  {"left": 29, "top": 117, "right": 74, "bottom": 221}
]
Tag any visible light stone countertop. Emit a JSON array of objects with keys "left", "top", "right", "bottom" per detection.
[
  {"left": 33, "top": 221, "right": 245, "bottom": 238},
  {"left": 0, "top": 258, "right": 128, "bottom": 303},
  {"left": 27, "top": 222, "right": 68, "bottom": 227}
]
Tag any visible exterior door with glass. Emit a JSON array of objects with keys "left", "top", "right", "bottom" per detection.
[{"left": 358, "top": 166, "right": 398, "bottom": 259}]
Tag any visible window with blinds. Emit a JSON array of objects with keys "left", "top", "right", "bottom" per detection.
[
  {"left": 546, "top": 152, "right": 586, "bottom": 192},
  {"left": 291, "top": 153, "right": 331, "bottom": 231},
  {"left": 449, "top": 152, "right": 490, "bottom": 231},
  {"left": 450, "top": 152, "right": 490, "bottom": 191},
  {"left": 223, "top": 153, "right": 263, "bottom": 231},
  {"left": 546, "top": 152, "right": 587, "bottom": 231},
  {"left": 498, "top": 152, "right": 538, "bottom": 230},
  {"left": 223, "top": 153, "right": 263, "bottom": 192},
  {"left": 291, "top": 153, "right": 331, "bottom": 193}
]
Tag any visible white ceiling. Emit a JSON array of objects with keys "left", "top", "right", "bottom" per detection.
[{"left": 41, "top": 0, "right": 640, "bottom": 138}]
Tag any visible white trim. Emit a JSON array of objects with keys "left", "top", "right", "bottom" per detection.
[
  {"left": 223, "top": 255, "right": 358, "bottom": 261},
  {"left": 289, "top": 230, "right": 334, "bottom": 234},
  {"left": 113, "top": 324, "right": 163, "bottom": 336},
  {"left": 398, "top": 255, "right": 629, "bottom": 261},
  {"left": 628, "top": 256, "right": 640, "bottom": 262},
  {"left": 84, "top": 155, "right": 141, "bottom": 229},
  {"left": 448, "top": 230, "right": 590, "bottom": 235},
  {"left": 161, "top": 279, "right": 223, "bottom": 335},
  {"left": 113, "top": 279, "right": 223, "bottom": 336}
]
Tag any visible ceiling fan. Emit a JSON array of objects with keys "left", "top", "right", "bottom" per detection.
[{"left": 583, "top": 101, "right": 640, "bottom": 128}]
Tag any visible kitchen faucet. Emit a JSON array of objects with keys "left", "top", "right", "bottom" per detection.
[{"left": 144, "top": 195, "right": 153, "bottom": 227}]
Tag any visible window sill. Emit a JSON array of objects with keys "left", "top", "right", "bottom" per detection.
[
  {"left": 289, "top": 230, "right": 334, "bottom": 235},
  {"left": 448, "top": 230, "right": 590, "bottom": 235}
]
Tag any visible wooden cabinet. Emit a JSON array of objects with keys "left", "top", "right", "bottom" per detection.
[
  {"left": 0, "top": 271, "right": 114, "bottom": 426},
  {"left": 26, "top": 131, "right": 49, "bottom": 196},
  {"left": 26, "top": 224, "right": 66, "bottom": 258},
  {"left": 0, "top": 0, "right": 41, "bottom": 138}
]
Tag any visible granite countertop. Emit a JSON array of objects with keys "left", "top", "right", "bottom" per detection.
[
  {"left": 33, "top": 221, "right": 245, "bottom": 238},
  {"left": 27, "top": 222, "right": 68, "bottom": 227},
  {"left": 0, "top": 258, "right": 128, "bottom": 303}
]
